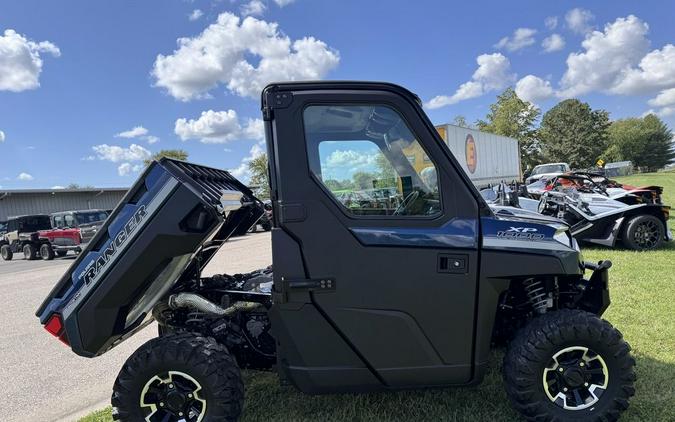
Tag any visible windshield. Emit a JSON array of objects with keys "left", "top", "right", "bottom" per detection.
[
  {"left": 532, "top": 164, "right": 566, "bottom": 175},
  {"left": 75, "top": 211, "right": 109, "bottom": 225},
  {"left": 18, "top": 216, "right": 52, "bottom": 232},
  {"left": 0, "top": 221, "right": 6, "bottom": 233}
]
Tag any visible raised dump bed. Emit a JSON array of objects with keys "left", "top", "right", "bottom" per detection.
[{"left": 36, "top": 158, "right": 262, "bottom": 357}]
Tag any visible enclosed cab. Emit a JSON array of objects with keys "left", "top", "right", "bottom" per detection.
[
  {"left": 37, "top": 82, "right": 635, "bottom": 422},
  {"left": 40, "top": 209, "right": 110, "bottom": 256},
  {"left": 1, "top": 214, "right": 54, "bottom": 260}
]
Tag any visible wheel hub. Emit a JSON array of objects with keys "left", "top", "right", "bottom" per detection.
[
  {"left": 140, "top": 371, "right": 207, "bottom": 422},
  {"left": 561, "top": 367, "right": 585, "bottom": 388},
  {"left": 543, "top": 346, "right": 609, "bottom": 410}
]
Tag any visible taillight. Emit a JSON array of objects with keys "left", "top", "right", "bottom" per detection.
[{"left": 44, "top": 314, "right": 69, "bottom": 346}]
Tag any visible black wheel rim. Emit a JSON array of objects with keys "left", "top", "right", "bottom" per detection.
[
  {"left": 543, "top": 346, "right": 609, "bottom": 410},
  {"left": 140, "top": 371, "right": 207, "bottom": 422},
  {"left": 633, "top": 220, "right": 660, "bottom": 249}
]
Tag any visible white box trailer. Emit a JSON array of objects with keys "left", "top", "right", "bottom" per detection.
[{"left": 435, "top": 124, "right": 521, "bottom": 188}]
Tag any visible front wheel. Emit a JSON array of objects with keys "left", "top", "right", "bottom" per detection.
[
  {"left": 503, "top": 309, "right": 635, "bottom": 421},
  {"left": 40, "top": 244, "right": 55, "bottom": 260},
  {"left": 112, "top": 333, "right": 244, "bottom": 422}
]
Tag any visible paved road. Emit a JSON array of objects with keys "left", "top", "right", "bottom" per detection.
[{"left": 0, "top": 232, "right": 271, "bottom": 422}]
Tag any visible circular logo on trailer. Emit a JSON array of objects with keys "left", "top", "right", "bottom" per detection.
[{"left": 465, "top": 134, "right": 477, "bottom": 173}]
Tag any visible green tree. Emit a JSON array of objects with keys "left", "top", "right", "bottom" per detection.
[
  {"left": 352, "top": 171, "right": 377, "bottom": 190},
  {"left": 143, "top": 149, "right": 189, "bottom": 166},
  {"left": 476, "top": 88, "right": 541, "bottom": 169},
  {"left": 451, "top": 115, "right": 471, "bottom": 128},
  {"left": 605, "top": 114, "right": 674, "bottom": 171},
  {"left": 247, "top": 153, "right": 270, "bottom": 199},
  {"left": 538, "top": 99, "right": 610, "bottom": 169}
]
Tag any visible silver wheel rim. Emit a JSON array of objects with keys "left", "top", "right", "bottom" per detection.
[
  {"left": 542, "top": 346, "right": 609, "bottom": 410},
  {"left": 140, "top": 370, "right": 207, "bottom": 421}
]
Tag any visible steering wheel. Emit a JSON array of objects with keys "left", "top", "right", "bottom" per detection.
[{"left": 394, "top": 190, "right": 420, "bottom": 215}]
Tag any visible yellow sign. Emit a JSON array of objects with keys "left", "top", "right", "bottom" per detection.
[{"left": 596, "top": 159, "right": 605, "bottom": 167}]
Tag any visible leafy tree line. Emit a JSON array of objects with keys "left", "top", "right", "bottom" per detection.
[{"left": 466, "top": 88, "right": 674, "bottom": 171}]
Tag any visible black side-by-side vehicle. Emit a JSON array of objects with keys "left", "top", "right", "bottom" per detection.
[{"left": 37, "top": 82, "right": 635, "bottom": 421}]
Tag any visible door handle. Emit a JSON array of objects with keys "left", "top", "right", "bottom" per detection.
[
  {"left": 437, "top": 254, "right": 468, "bottom": 274},
  {"left": 285, "top": 278, "right": 336, "bottom": 291}
]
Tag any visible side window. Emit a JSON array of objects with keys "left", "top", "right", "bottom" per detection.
[
  {"left": 64, "top": 214, "right": 76, "bottom": 228},
  {"left": 54, "top": 215, "right": 64, "bottom": 228},
  {"left": 304, "top": 105, "right": 440, "bottom": 217}
]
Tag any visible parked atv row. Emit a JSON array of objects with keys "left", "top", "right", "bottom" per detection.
[
  {"left": 0, "top": 210, "right": 110, "bottom": 261},
  {"left": 483, "top": 171, "right": 671, "bottom": 251}
]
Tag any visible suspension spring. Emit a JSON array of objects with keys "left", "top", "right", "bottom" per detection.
[{"left": 523, "top": 278, "right": 550, "bottom": 314}]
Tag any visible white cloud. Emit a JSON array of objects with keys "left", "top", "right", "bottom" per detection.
[
  {"left": 565, "top": 8, "right": 595, "bottom": 35},
  {"left": 558, "top": 15, "right": 651, "bottom": 98},
  {"left": 17, "top": 172, "right": 33, "bottom": 181},
  {"left": 545, "top": 16, "right": 558, "bottom": 30},
  {"left": 229, "top": 142, "right": 266, "bottom": 182},
  {"left": 175, "top": 109, "right": 264, "bottom": 143},
  {"left": 115, "top": 125, "right": 148, "bottom": 138},
  {"left": 0, "top": 130, "right": 5, "bottom": 142},
  {"left": 189, "top": 9, "right": 203, "bottom": 21},
  {"left": 144, "top": 135, "right": 160, "bottom": 144},
  {"left": 241, "top": 0, "right": 266, "bottom": 16},
  {"left": 613, "top": 44, "right": 675, "bottom": 95},
  {"left": 324, "top": 149, "right": 377, "bottom": 173},
  {"left": 117, "top": 162, "right": 144, "bottom": 176},
  {"left": 515, "top": 75, "right": 554, "bottom": 103},
  {"left": 0, "top": 29, "right": 60, "bottom": 92},
  {"left": 648, "top": 88, "right": 675, "bottom": 107},
  {"left": 92, "top": 144, "right": 152, "bottom": 162},
  {"left": 425, "top": 53, "right": 515, "bottom": 109},
  {"left": 51, "top": 185, "right": 65, "bottom": 189},
  {"left": 495, "top": 28, "right": 537, "bottom": 52},
  {"left": 152, "top": 13, "right": 340, "bottom": 100},
  {"left": 273, "top": 0, "right": 295, "bottom": 6},
  {"left": 542, "top": 34, "right": 565, "bottom": 53}
]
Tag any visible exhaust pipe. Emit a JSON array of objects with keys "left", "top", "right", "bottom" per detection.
[{"left": 168, "top": 293, "right": 261, "bottom": 316}]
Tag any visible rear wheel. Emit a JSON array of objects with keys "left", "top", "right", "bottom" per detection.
[
  {"left": 503, "top": 309, "right": 635, "bottom": 421},
  {"left": 112, "top": 333, "right": 244, "bottom": 422},
  {"left": 0, "top": 245, "right": 12, "bottom": 261},
  {"left": 23, "top": 244, "right": 37, "bottom": 260},
  {"left": 40, "top": 244, "right": 55, "bottom": 260},
  {"left": 622, "top": 214, "right": 664, "bottom": 250}
]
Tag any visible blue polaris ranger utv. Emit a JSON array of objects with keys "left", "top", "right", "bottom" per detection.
[{"left": 37, "top": 82, "right": 635, "bottom": 421}]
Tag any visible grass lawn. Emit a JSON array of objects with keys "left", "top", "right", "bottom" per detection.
[{"left": 81, "top": 171, "right": 675, "bottom": 422}]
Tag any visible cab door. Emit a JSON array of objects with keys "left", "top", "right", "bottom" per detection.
[{"left": 264, "top": 82, "right": 483, "bottom": 390}]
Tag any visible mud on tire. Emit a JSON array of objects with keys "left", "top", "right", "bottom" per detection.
[
  {"left": 112, "top": 332, "right": 244, "bottom": 422},
  {"left": 503, "top": 309, "right": 635, "bottom": 421}
]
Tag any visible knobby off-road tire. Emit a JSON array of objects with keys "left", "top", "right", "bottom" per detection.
[
  {"left": 40, "top": 244, "right": 55, "bottom": 260},
  {"left": 112, "top": 332, "right": 244, "bottom": 422},
  {"left": 622, "top": 214, "right": 664, "bottom": 251},
  {"left": 0, "top": 245, "right": 12, "bottom": 261},
  {"left": 503, "top": 309, "right": 635, "bottom": 421},
  {"left": 23, "top": 244, "right": 37, "bottom": 260}
]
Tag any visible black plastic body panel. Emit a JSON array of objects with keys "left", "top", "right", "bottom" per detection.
[{"left": 37, "top": 158, "right": 262, "bottom": 357}]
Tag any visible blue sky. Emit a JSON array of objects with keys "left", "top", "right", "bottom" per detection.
[{"left": 1, "top": 0, "right": 674, "bottom": 189}]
